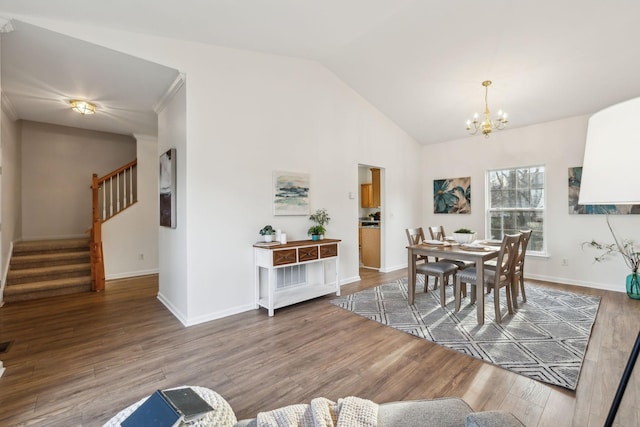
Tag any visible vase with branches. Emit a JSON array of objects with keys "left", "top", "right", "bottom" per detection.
[{"left": 583, "top": 216, "right": 640, "bottom": 299}]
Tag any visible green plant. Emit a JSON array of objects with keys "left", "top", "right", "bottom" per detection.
[
  {"left": 308, "top": 225, "right": 326, "bottom": 236},
  {"left": 454, "top": 228, "right": 475, "bottom": 234},
  {"left": 309, "top": 209, "right": 331, "bottom": 227},
  {"left": 259, "top": 225, "right": 275, "bottom": 236}
]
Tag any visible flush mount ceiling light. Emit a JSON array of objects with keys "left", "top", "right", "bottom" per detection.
[
  {"left": 69, "top": 100, "right": 96, "bottom": 115},
  {"left": 465, "top": 80, "right": 508, "bottom": 137}
]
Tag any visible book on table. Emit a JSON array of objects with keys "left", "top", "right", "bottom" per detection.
[{"left": 121, "top": 387, "right": 214, "bottom": 426}]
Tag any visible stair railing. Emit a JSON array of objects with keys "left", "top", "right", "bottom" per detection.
[{"left": 90, "top": 159, "right": 138, "bottom": 292}]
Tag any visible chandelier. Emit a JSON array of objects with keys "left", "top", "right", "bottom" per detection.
[
  {"left": 465, "top": 80, "right": 508, "bottom": 137},
  {"left": 70, "top": 100, "right": 96, "bottom": 115}
]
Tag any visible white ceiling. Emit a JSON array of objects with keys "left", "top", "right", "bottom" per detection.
[{"left": 1, "top": 0, "right": 639, "bottom": 144}]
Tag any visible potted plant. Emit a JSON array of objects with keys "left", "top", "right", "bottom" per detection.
[
  {"left": 308, "top": 209, "right": 330, "bottom": 240},
  {"left": 452, "top": 228, "right": 476, "bottom": 244},
  {"left": 259, "top": 225, "right": 276, "bottom": 242},
  {"left": 583, "top": 216, "right": 640, "bottom": 299},
  {"left": 307, "top": 225, "right": 326, "bottom": 241}
]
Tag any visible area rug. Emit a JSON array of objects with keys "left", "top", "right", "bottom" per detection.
[{"left": 330, "top": 277, "right": 601, "bottom": 390}]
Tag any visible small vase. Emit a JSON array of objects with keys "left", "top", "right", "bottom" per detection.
[
  {"left": 626, "top": 273, "right": 640, "bottom": 300},
  {"left": 264, "top": 234, "right": 274, "bottom": 242}
]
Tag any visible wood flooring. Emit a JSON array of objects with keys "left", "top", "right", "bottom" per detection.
[{"left": 0, "top": 270, "right": 639, "bottom": 426}]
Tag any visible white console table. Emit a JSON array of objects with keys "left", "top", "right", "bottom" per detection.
[{"left": 253, "top": 239, "right": 341, "bottom": 316}]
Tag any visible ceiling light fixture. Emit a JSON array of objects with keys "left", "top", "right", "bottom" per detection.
[
  {"left": 466, "top": 80, "right": 508, "bottom": 137},
  {"left": 70, "top": 100, "right": 96, "bottom": 115}
]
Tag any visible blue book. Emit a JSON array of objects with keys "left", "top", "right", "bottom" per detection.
[
  {"left": 121, "top": 390, "right": 181, "bottom": 427},
  {"left": 121, "top": 388, "right": 214, "bottom": 426}
]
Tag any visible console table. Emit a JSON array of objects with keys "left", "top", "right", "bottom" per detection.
[{"left": 253, "top": 238, "right": 341, "bottom": 316}]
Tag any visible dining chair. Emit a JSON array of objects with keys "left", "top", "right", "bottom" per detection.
[
  {"left": 405, "top": 227, "right": 459, "bottom": 305},
  {"left": 428, "top": 225, "right": 475, "bottom": 270},
  {"left": 416, "top": 261, "right": 459, "bottom": 308},
  {"left": 405, "top": 227, "right": 433, "bottom": 263},
  {"left": 511, "top": 229, "right": 533, "bottom": 309},
  {"left": 454, "top": 233, "right": 522, "bottom": 323}
]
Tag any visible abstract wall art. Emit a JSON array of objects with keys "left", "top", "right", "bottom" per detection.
[
  {"left": 273, "top": 171, "right": 310, "bottom": 215},
  {"left": 159, "top": 148, "right": 177, "bottom": 228},
  {"left": 434, "top": 176, "right": 471, "bottom": 214}
]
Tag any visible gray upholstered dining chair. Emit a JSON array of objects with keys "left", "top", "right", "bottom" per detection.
[
  {"left": 454, "top": 233, "right": 522, "bottom": 323},
  {"left": 406, "top": 227, "right": 433, "bottom": 263},
  {"left": 406, "top": 227, "right": 459, "bottom": 307},
  {"left": 416, "top": 260, "right": 459, "bottom": 307}
]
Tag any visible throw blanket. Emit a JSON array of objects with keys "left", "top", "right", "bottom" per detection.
[{"left": 257, "top": 396, "right": 378, "bottom": 427}]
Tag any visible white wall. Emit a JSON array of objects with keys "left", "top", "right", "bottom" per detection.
[
  {"left": 0, "top": 97, "right": 20, "bottom": 291},
  {"left": 102, "top": 134, "right": 159, "bottom": 279},
  {"left": 20, "top": 21, "right": 423, "bottom": 325},
  {"left": 157, "top": 80, "right": 188, "bottom": 321},
  {"left": 21, "top": 121, "right": 136, "bottom": 239},
  {"left": 422, "top": 116, "right": 640, "bottom": 293}
]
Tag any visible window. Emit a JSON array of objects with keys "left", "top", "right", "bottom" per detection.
[{"left": 487, "top": 165, "right": 545, "bottom": 254}]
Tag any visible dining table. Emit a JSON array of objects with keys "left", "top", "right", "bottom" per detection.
[{"left": 407, "top": 241, "right": 500, "bottom": 325}]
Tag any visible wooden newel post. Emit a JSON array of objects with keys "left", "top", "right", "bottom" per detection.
[{"left": 91, "top": 173, "right": 106, "bottom": 292}]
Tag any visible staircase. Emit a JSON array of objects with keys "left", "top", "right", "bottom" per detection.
[{"left": 3, "top": 238, "right": 92, "bottom": 303}]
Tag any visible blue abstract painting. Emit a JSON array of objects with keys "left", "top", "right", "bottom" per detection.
[{"left": 273, "top": 171, "right": 310, "bottom": 215}]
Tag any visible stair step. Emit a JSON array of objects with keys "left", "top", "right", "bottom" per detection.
[
  {"left": 2, "top": 276, "right": 92, "bottom": 303},
  {"left": 13, "top": 238, "right": 90, "bottom": 256},
  {"left": 9, "top": 251, "right": 91, "bottom": 270},
  {"left": 6, "top": 263, "right": 91, "bottom": 285},
  {"left": 5, "top": 238, "right": 93, "bottom": 303}
]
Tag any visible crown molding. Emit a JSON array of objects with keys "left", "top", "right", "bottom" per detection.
[{"left": 153, "top": 72, "right": 185, "bottom": 114}]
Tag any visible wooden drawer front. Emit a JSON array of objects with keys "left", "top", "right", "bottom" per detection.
[
  {"left": 298, "top": 246, "right": 318, "bottom": 262},
  {"left": 273, "top": 249, "right": 296, "bottom": 266},
  {"left": 320, "top": 243, "right": 338, "bottom": 258}
]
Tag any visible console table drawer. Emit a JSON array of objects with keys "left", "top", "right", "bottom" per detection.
[
  {"left": 298, "top": 246, "right": 318, "bottom": 262},
  {"left": 320, "top": 243, "right": 338, "bottom": 258},
  {"left": 273, "top": 249, "right": 296, "bottom": 266}
]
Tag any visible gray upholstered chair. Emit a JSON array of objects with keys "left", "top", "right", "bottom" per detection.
[
  {"left": 406, "top": 227, "right": 433, "bottom": 263},
  {"left": 454, "top": 233, "right": 521, "bottom": 323},
  {"left": 416, "top": 261, "right": 458, "bottom": 307},
  {"left": 406, "top": 227, "right": 459, "bottom": 306}
]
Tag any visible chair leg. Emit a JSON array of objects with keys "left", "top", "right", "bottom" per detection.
[
  {"left": 520, "top": 275, "right": 527, "bottom": 302},
  {"left": 454, "top": 276, "right": 462, "bottom": 312},
  {"left": 423, "top": 274, "right": 429, "bottom": 293},
  {"left": 494, "top": 284, "right": 502, "bottom": 323},
  {"left": 505, "top": 282, "right": 513, "bottom": 315},
  {"left": 440, "top": 274, "right": 446, "bottom": 307},
  {"left": 510, "top": 275, "right": 519, "bottom": 311}
]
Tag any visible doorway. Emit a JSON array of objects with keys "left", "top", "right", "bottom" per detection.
[{"left": 357, "top": 164, "right": 384, "bottom": 273}]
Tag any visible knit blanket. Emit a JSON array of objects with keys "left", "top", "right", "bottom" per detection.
[{"left": 256, "top": 396, "right": 378, "bottom": 427}]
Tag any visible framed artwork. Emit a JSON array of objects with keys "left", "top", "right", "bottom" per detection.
[
  {"left": 159, "top": 148, "right": 177, "bottom": 228},
  {"left": 569, "top": 166, "right": 640, "bottom": 214},
  {"left": 434, "top": 176, "right": 471, "bottom": 214},
  {"left": 273, "top": 171, "right": 310, "bottom": 215}
]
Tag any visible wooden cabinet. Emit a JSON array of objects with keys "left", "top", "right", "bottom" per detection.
[
  {"left": 361, "top": 168, "right": 381, "bottom": 208},
  {"left": 361, "top": 183, "right": 373, "bottom": 208},
  {"left": 254, "top": 239, "right": 341, "bottom": 316},
  {"left": 361, "top": 227, "right": 380, "bottom": 268},
  {"left": 371, "top": 168, "right": 381, "bottom": 208}
]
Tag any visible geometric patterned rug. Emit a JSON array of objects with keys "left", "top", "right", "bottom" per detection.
[{"left": 330, "top": 277, "right": 601, "bottom": 390}]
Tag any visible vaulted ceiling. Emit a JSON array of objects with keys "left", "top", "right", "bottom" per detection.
[{"left": 1, "top": 1, "right": 639, "bottom": 144}]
